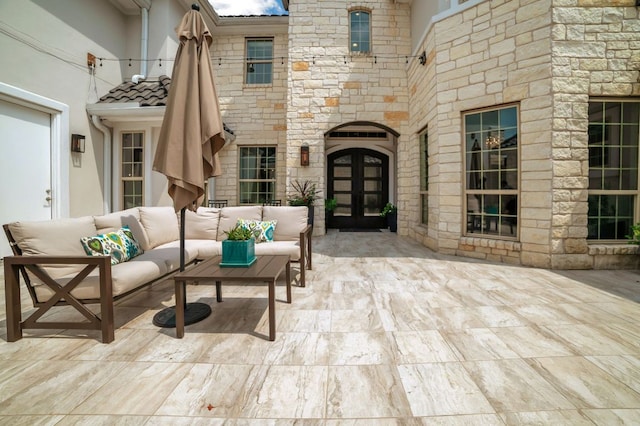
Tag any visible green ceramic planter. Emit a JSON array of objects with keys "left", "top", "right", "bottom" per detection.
[{"left": 220, "top": 238, "right": 256, "bottom": 267}]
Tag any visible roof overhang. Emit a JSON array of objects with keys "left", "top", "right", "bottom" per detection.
[
  {"left": 86, "top": 103, "right": 236, "bottom": 142},
  {"left": 86, "top": 103, "right": 165, "bottom": 124}
]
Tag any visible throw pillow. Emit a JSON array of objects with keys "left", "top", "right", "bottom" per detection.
[
  {"left": 236, "top": 218, "right": 277, "bottom": 243},
  {"left": 80, "top": 226, "right": 144, "bottom": 265}
]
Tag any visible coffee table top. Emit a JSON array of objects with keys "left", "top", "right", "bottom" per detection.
[{"left": 173, "top": 255, "right": 290, "bottom": 282}]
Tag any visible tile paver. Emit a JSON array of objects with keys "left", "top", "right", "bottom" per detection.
[{"left": 0, "top": 230, "right": 639, "bottom": 423}]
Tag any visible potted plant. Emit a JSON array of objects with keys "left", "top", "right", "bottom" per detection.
[
  {"left": 626, "top": 223, "right": 640, "bottom": 245},
  {"left": 324, "top": 197, "right": 337, "bottom": 212},
  {"left": 220, "top": 224, "right": 256, "bottom": 267},
  {"left": 380, "top": 202, "right": 398, "bottom": 232},
  {"left": 287, "top": 179, "right": 320, "bottom": 225}
]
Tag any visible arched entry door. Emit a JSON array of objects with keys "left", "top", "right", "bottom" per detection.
[{"left": 327, "top": 148, "right": 388, "bottom": 229}]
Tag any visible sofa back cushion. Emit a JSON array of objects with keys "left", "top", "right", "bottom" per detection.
[
  {"left": 7, "top": 216, "right": 98, "bottom": 279},
  {"left": 216, "top": 206, "right": 262, "bottom": 240},
  {"left": 138, "top": 207, "right": 180, "bottom": 249},
  {"left": 184, "top": 208, "right": 221, "bottom": 240},
  {"left": 262, "top": 206, "right": 308, "bottom": 241},
  {"left": 93, "top": 208, "right": 149, "bottom": 249}
]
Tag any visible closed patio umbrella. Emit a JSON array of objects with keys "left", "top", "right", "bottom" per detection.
[{"left": 152, "top": 3, "right": 226, "bottom": 327}]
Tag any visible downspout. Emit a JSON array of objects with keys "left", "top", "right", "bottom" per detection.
[
  {"left": 132, "top": 6, "right": 149, "bottom": 84},
  {"left": 91, "top": 115, "right": 112, "bottom": 214}
]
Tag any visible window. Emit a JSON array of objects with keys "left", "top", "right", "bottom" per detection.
[
  {"left": 420, "top": 128, "right": 429, "bottom": 225},
  {"left": 464, "top": 105, "right": 518, "bottom": 238},
  {"left": 349, "top": 9, "right": 370, "bottom": 53},
  {"left": 239, "top": 146, "right": 276, "bottom": 204},
  {"left": 245, "top": 38, "right": 273, "bottom": 84},
  {"left": 588, "top": 101, "right": 639, "bottom": 240},
  {"left": 121, "top": 132, "right": 144, "bottom": 209}
]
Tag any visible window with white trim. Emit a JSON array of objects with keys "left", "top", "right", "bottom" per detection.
[
  {"left": 239, "top": 146, "right": 276, "bottom": 204},
  {"left": 587, "top": 101, "right": 639, "bottom": 240},
  {"left": 464, "top": 105, "right": 518, "bottom": 238},
  {"left": 121, "top": 131, "right": 144, "bottom": 209},
  {"left": 245, "top": 38, "right": 273, "bottom": 84}
]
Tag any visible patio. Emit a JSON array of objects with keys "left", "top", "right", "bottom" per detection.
[{"left": 0, "top": 230, "right": 639, "bottom": 424}]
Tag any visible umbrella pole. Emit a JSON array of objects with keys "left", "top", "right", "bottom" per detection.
[{"left": 152, "top": 207, "right": 212, "bottom": 328}]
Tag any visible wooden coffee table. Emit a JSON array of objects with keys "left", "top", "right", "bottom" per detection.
[{"left": 173, "top": 255, "right": 291, "bottom": 341}]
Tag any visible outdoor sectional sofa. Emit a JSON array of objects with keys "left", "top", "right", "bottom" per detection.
[{"left": 2, "top": 205, "right": 312, "bottom": 343}]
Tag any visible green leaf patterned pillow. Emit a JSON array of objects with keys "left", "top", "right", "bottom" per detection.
[
  {"left": 236, "top": 218, "right": 277, "bottom": 243},
  {"left": 80, "top": 226, "right": 144, "bottom": 265}
]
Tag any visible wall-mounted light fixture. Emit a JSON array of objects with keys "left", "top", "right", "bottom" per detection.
[
  {"left": 300, "top": 143, "right": 310, "bottom": 166},
  {"left": 71, "top": 134, "right": 85, "bottom": 153},
  {"left": 418, "top": 51, "right": 427, "bottom": 66}
]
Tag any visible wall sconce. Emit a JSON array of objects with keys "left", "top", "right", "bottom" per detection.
[
  {"left": 418, "top": 50, "right": 427, "bottom": 66},
  {"left": 300, "top": 143, "right": 310, "bottom": 166},
  {"left": 71, "top": 134, "right": 85, "bottom": 153}
]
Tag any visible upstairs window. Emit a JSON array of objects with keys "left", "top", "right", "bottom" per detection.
[
  {"left": 245, "top": 38, "right": 273, "bottom": 85},
  {"left": 349, "top": 9, "right": 370, "bottom": 53}
]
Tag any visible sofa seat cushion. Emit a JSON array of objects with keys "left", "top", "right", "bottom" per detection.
[
  {"left": 217, "top": 206, "right": 262, "bottom": 240},
  {"left": 8, "top": 217, "right": 98, "bottom": 280},
  {"left": 262, "top": 206, "right": 308, "bottom": 241},
  {"left": 149, "top": 241, "right": 200, "bottom": 271},
  {"left": 138, "top": 207, "right": 180, "bottom": 250},
  {"left": 33, "top": 253, "right": 170, "bottom": 301},
  {"left": 184, "top": 239, "right": 223, "bottom": 259},
  {"left": 254, "top": 241, "right": 301, "bottom": 261}
]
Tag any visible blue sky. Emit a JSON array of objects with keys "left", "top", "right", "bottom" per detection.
[{"left": 208, "top": 0, "right": 287, "bottom": 16}]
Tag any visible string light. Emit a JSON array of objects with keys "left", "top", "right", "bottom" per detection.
[{"left": 95, "top": 52, "right": 426, "bottom": 67}]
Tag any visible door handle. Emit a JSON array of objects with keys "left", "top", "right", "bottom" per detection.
[{"left": 45, "top": 189, "right": 52, "bottom": 203}]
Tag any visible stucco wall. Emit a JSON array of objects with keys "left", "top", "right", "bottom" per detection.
[{"left": 0, "top": 0, "right": 127, "bottom": 217}]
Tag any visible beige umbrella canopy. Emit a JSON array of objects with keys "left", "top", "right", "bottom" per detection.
[
  {"left": 153, "top": 5, "right": 225, "bottom": 213},
  {"left": 152, "top": 4, "right": 225, "bottom": 328}
]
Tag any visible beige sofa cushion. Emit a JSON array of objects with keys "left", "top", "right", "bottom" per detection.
[
  {"left": 8, "top": 217, "right": 98, "bottom": 279},
  {"left": 254, "top": 241, "right": 301, "bottom": 261},
  {"left": 216, "top": 206, "right": 263, "bottom": 240},
  {"left": 33, "top": 252, "right": 169, "bottom": 301},
  {"left": 138, "top": 207, "right": 180, "bottom": 250},
  {"left": 93, "top": 208, "right": 149, "bottom": 249},
  {"left": 182, "top": 208, "right": 221, "bottom": 240},
  {"left": 262, "top": 206, "right": 308, "bottom": 241}
]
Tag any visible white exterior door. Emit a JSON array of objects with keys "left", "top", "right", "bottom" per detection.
[{"left": 0, "top": 99, "right": 52, "bottom": 258}]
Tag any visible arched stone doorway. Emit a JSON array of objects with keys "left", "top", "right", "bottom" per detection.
[{"left": 325, "top": 122, "right": 398, "bottom": 230}]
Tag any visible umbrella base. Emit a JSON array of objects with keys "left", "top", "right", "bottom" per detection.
[{"left": 152, "top": 302, "right": 212, "bottom": 328}]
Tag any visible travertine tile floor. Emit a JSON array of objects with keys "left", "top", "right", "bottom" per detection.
[{"left": 0, "top": 231, "right": 639, "bottom": 424}]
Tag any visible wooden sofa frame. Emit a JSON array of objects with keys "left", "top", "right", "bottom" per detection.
[{"left": 3, "top": 221, "right": 313, "bottom": 343}]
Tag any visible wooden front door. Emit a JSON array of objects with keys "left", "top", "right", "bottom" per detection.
[{"left": 327, "top": 148, "right": 388, "bottom": 229}]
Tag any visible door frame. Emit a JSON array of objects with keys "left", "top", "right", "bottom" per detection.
[
  {"left": 327, "top": 148, "right": 390, "bottom": 229},
  {"left": 0, "top": 82, "right": 69, "bottom": 218}
]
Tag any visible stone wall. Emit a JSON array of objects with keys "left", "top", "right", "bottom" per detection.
[
  {"left": 409, "top": 0, "right": 555, "bottom": 266},
  {"left": 550, "top": 0, "right": 640, "bottom": 268},
  {"left": 286, "top": 0, "right": 411, "bottom": 233},
  {"left": 210, "top": 32, "right": 289, "bottom": 205},
  {"left": 407, "top": 0, "right": 640, "bottom": 269}
]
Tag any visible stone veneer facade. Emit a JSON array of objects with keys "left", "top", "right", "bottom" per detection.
[
  {"left": 408, "top": 0, "right": 640, "bottom": 269},
  {"left": 211, "top": 0, "right": 640, "bottom": 269}
]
